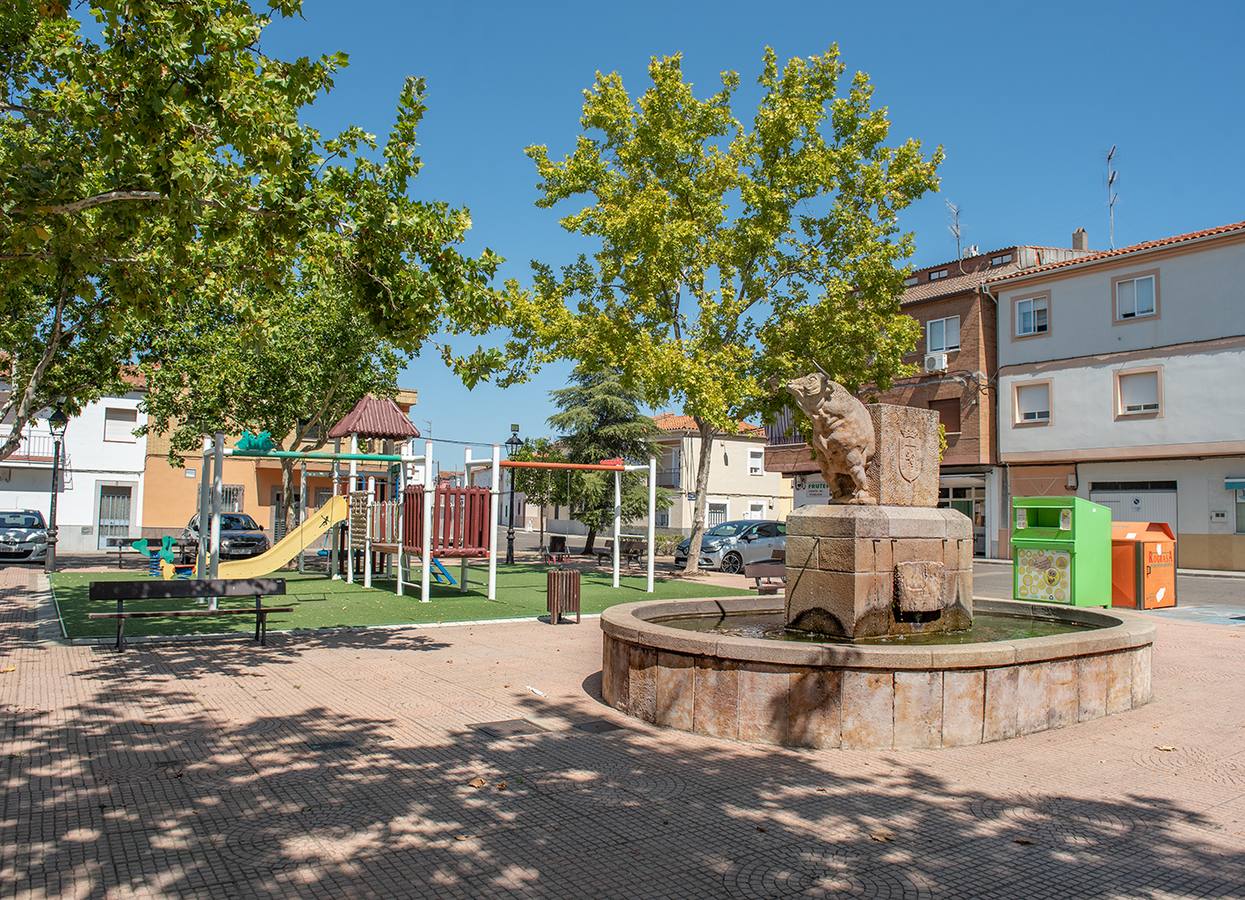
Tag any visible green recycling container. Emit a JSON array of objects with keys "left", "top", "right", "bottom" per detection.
[{"left": 1010, "top": 496, "right": 1111, "bottom": 607}]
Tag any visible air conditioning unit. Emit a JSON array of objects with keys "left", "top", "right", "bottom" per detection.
[{"left": 924, "top": 352, "right": 948, "bottom": 373}]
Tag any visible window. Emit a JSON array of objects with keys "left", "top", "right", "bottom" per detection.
[
  {"left": 1014, "top": 381, "right": 1051, "bottom": 425},
  {"left": 928, "top": 398, "right": 962, "bottom": 435},
  {"left": 748, "top": 448, "right": 764, "bottom": 476},
  {"left": 926, "top": 316, "right": 960, "bottom": 353},
  {"left": 902, "top": 275, "right": 918, "bottom": 287},
  {"left": 656, "top": 508, "right": 670, "bottom": 528},
  {"left": 747, "top": 501, "right": 766, "bottom": 520},
  {"left": 102, "top": 407, "right": 138, "bottom": 442},
  {"left": 990, "top": 253, "right": 1013, "bottom": 267},
  {"left": 1114, "top": 273, "right": 1158, "bottom": 321},
  {"left": 1116, "top": 368, "right": 1161, "bottom": 417},
  {"left": 221, "top": 485, "right": 245, "bottom": 512},
  {"left": 928, "top": 269, "right": 948, "bottom": 281},
  {"left": 708, "top": 502, "right": 729, "bottom": 526},
  {"left": 1236, "top": 490, "right": 1245, "bottom": 536},
  {"left": 1015, "top": 295, "right": 1049, "bottom": 337}
]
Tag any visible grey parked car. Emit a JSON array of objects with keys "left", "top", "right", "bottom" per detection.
[
  {"left": 674, "top": 519, "right": 786, "bottom": 574},
  {"left": 180, "top": 513, "right": 270, "bottom": 563},
  {"left": 0, "top": 509, "right": 49, "bottom": 563}
]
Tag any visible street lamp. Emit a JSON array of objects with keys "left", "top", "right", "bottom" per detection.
[
  {"left": 45, "top": 407, "right": 68, "bottom": 574},
  {"left": 504, "top": 425, "right": 523, "bottom": 565}
]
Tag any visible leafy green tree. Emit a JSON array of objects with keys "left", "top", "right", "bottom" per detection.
[
  {"left": 546, "top": 366, "right": 669, "bottom": 553},
  {"left": 139, "top": 272, "right": 405, "bottom": 533},
  {"left": 0, "top": 0, "right": 504, "bottom": 459},
  {"left": 509, "top": 46, "right": 940, "bottom": 571}
]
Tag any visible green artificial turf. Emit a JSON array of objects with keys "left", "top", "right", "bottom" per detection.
[{"left": 49, "top": 563, "right": 749, "bottom": 639}]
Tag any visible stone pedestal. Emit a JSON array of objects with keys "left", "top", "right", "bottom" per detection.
[
  {"left": 864, "top": 404, "right": 941, "bottom": 508},
  {"left": 784, "top": 504, "right": 974, "bottom": 639}
]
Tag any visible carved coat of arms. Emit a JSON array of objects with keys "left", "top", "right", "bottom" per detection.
[{"left": 898, "top": 421, "right": 923, "bottom": 483}]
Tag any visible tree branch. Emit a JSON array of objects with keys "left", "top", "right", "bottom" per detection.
[{"left": 34, "top": 190, "right": 164, "bottom": 216}]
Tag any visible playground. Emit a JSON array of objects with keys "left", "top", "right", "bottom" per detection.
[{"left": 50, "top": 564, "right": 749, "bottom": 640}]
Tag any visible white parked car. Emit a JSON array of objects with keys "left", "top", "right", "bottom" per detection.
[{"left": 0, "top": 510, "right": 49, "bottom": 563}]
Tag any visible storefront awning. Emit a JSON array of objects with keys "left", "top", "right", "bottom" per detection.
[{"left": 1226, "top": 477, "right": 1245, "bottom": 491}]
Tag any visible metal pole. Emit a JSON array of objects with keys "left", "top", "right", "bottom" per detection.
[
  {"left": 488, "top": 444, "right": 499, "bottom": 600},
  {"left": 460, "top": 446, "right": 471, "bottom": 592},
  {"left": 298, "top": 459, "right": 307, "bottom": 575},
  {"left": 330, "top": 439, "right": 341, "bottom": 579},
  {"left": 196, "top": 436, "right": 211, "bottom": 575},
  {"left": 420, "top": 439, "right": 433, "bottom": 603},
  {"left": 506, "top": 463, "right": 517, "bottom": 565},
  {"left": 44, "top": 436, "right": 61, "bottom": 574},
  {"left": 396, "top": 453, "right": 405, "bottom": 597},
  {"left": 364, "top": 475, "right": 375, "bottom": 588},
  {"left": 612, "top": 468, "right": 621, "bottom": 589},
  {"left": 647, "top": 457, "right": 657, "bottom": 593},
  {"left": 209, "top": 432, "right": 223, "bottom": 609},
  {"left": 346, "top": 434, "right": 358, "bottom": 584}
]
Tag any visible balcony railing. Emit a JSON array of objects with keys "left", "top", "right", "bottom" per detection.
[
  {"left": 657, "top": 468, "right": 681, "bottom": 489},
  {"left": 0, "top": 428, "right": 56, "bottom": 464}
]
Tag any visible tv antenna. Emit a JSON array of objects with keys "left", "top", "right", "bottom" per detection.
[
  {"left": 1106, "top": 145, "right": 1118, "bottom": 250},
  {"left": 946, "top": 200, "right": 962, "bottom": 260}
]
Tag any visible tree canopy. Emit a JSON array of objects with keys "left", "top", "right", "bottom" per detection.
[
  {"left": 0, "top": 0, "right": 505, "bottom": 459},
  {"left": 507, "top": 46, "right": 941, "bottom": 569}
]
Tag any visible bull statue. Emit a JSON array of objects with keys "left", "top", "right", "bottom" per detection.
[{"left": 784, "top": 372, "right": 875, "bottom": 504}]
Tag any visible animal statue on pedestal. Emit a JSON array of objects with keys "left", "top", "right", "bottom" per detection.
[{"left": 784, "top": 372, "right": 876, "bottom": 504}]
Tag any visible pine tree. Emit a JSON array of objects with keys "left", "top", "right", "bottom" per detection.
[{"left": 547, "top": 366, "right": 667, "bottom": 553}]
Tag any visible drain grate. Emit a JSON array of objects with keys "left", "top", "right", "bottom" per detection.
[
  {"left": 469, "top": 719, "right": 547, "bottom": 738},
  {"left": 572, "top": 718, "right": 623, "bottom": 734}
]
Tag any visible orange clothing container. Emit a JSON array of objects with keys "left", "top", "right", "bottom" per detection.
[{"left": 1110, "top": 521, "right": 1177, "bottom": 609}]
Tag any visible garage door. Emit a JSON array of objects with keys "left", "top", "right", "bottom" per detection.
[{"left": 1089, "top": 487, "right": 1178, "bottom": 530}]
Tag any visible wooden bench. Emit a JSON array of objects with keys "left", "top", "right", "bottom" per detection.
[
  {"left": 87, "top": 578, "right": 291, "bottom": 650},
  {"left": 744, "top": 549, "right": 786, "bottom": 595},
  {"left": 595, "top": 538, "right": 645, "bottom": 566}
]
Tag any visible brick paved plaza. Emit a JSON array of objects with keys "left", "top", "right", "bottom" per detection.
[{"left": 3, "top": 564, "right": 1244, "bottom": 898}]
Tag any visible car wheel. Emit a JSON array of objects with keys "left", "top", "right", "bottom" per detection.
[{"left": 720, "top": 552, "right": 743, "bottom": 575}]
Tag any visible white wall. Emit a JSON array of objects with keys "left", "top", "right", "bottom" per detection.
[
  {"left": 999, "top": 345, "right": 1245, "bottom": 459},
  {"left": 0, "top": 394, "right": 148, "bottom": 552},
  {"left": 1077, "top": 457, "right": 1245, "bottom": 538},
  {"left": 997, "top": 238, "right": 1245, "bottom": 368}
]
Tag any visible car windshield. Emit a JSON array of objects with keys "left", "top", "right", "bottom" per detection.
[
  {"left": 220, "top": 514, "right": 260, "bottom": 531},
  {"left": 705, "top": 522, "right": 747, "bottom": 537},
  {"left": 0, "top": 512, "right": 45, "bottom": 529}
]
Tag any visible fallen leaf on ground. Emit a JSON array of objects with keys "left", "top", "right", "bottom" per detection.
[
  {"left": 454, "top": 835, "right": 469, "bottom": 841},
  {"left": 467, "top": 777, "right": 487, "bottom": 789},
  {"left": 1013, "top": 838, "right": 1034, "bottom": 846},
  {"left": 869, "top": 830, "right": 894, "bottom": 843},
  {"left": 1156, "top": 745, "right": 1177, "bottom": 752},
  {"left": 0, "top": 667, "right": 15, "bottom": 673},
  {"left": 495, "top": 781, "right": 508, "bottom": 791},
  {"left": 755, "top": 825, "right": 767, "bottom": 833}
]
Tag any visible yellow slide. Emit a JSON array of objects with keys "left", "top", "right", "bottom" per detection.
[{"left": 164, "top": 495, "right": 349, "bottom": 580}]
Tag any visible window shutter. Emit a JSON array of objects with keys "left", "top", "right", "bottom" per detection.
[
  {"left": 946, "top": 316, "right": 960, "bottom": 349},
  {"left": 1120, "top": 372, "right": 1159, "bottom": 411},
  {"left": 1017, "top": 383, "right": 1050, "bottom": 419},
  {"left": 103, "top": 407, "right": 138, "bottom": 442}
]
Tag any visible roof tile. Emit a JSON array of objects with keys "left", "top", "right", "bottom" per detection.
[{"left": 327, "top": 394, "right": 421, "bottom": 440}]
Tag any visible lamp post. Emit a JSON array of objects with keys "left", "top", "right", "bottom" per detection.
[
  {"left": 45, "top": 407, "right": 68, "bottom": 574},
  {"left": 504, "top": 426, "right": 523, "bottom": 565}
]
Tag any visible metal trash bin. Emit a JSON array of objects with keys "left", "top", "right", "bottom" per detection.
[
  {"left": 547, "top": 568, "right": 581, "bottom": 625},
  {"left": 1111, "top": 521, "right": 1177, "bottom": 609}
]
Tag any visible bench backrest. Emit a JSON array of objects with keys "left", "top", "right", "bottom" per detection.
[{"left": 88, "top": 578, "right": 286, "bottom": 601}]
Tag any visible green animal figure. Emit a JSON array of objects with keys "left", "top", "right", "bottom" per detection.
[
  {"left": 236, "top": 430, "right": 275, "bottom": 452},
  {"left": 131, "top": 535, "right": 176, "bottom": 564}
]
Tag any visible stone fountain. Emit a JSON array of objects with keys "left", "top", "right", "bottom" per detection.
[{"left": 600, "top": 375, "right": 1155, "bottom": 749}]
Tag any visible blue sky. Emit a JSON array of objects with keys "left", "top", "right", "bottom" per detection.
[{"left": 259, "top": 0, "right": 1243, "bottom": 470}]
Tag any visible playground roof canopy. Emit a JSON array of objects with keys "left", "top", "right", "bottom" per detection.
[{"left": 328, "top": 394, "right": 422, "bottom": 440}]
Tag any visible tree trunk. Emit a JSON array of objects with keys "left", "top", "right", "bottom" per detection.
[
  {"left": 279, "top": 457, "right": 296, "bottom": 549},
  {"left": 682, "top": 418, "right": 717, "bottom": 575},
  {"left": 582, "top": 525, "right": 597, "bottom": 556}
]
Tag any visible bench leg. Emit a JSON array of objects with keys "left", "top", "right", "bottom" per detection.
[
  {"left": 254, "top": 594, "right": 262, "bottom": 643},
  {"left": 115, "top": 598, "right": 125, "bottom": 651},
  {"left": 259, "top": 613, "right": 268, "bottom": 647}
]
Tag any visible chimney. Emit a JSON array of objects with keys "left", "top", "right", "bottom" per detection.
[{"left": 1072, "top": 227, "right": 1089, "bottom": 251}]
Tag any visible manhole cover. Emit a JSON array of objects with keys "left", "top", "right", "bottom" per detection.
[
  {"left": 572, "top": 719, "right": 623, "bottom": 734},
  {"left": 724, "top": 845, "right": 932, "bottom": 899},
  {"left": 970, "top": 795, "right": 1150, "bottom": 848},
  {"left": 469, "top": 719, "right": 547, "bottom": 738}
]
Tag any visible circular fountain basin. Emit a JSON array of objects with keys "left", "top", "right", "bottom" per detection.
[{"left": 601, "top": 596, "right": 1154, "bottom": 750}]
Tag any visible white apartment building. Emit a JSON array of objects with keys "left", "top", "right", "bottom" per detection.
[
  {"left": 989, "top": 220, "right": 1245, "bottom": 570},
  {"left": 1, "top": 392, "right": 149, "bottom": 553},
  {"left": 652, "top": 414, "right": 793, "bottom": 532}
]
